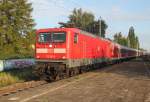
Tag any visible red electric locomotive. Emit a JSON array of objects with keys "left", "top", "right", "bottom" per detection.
[{"left": 35, "top": 28, "right": 139, "bottom": 81}]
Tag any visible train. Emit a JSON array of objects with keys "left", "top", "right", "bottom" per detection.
[{"left": 35, "top": 28, "right": 143, "bottom": 81}]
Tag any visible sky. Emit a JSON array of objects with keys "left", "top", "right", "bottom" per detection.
[{"left": 29, "top": 0, "right": 150, "bottom": 51}]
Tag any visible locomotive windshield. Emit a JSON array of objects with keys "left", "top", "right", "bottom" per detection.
[
  {"left": 53, "top": 32, "right": 66, "bottom": 42},
  {"left": 38, "top": 33, "right": 51, "bottom": 43},
  {"left": 38, "top": 32, "right": 66, "bottom": 43}
]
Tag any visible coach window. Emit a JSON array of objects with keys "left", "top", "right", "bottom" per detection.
[{"left": 74, "top": 33, "right": 78, "bottom": 44}]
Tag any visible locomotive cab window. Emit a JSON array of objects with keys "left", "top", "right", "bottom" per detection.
[
  {"left": 74, "top": 33, "right": 78, "bottom": 44},
  {"left": 52, "top": 32, "right": 66, "bottom": 43},
  {"left": 38, "top": 33, "right": 51, "bottom": 43}
]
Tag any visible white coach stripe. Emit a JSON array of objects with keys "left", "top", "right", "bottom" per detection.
[
  {"left": 54, "top": 48, "right": 66, "bottom": 53},
  {"left": 36, "top": 48, "right": 48, "bottom": 53}
]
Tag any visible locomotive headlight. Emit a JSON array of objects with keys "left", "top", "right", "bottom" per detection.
[
  {"left": 62, "top": 56, "right": 66, "bottom": 59},
  {"left": 49, "top": 44, "right": 52, "bottom": 48}
]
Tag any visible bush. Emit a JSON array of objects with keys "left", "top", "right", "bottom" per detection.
[{"left": 0, "top": 68, "right": 37, "bottom": 87}]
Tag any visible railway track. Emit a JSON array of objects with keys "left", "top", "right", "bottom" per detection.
[
  {"left": 0, "top": 56, "right": 149, "bottom": 97},
  {"left": 143, "top": 55, "right": 150, "bottom": 77},
  {"left": 0, "top": 60, "right": 120, "bottom": 97},
  {"left": 0, "top": 81, "right": 48, "bottom": 97},
  {"left": 0, "top": 65, "right": 111, "bottom": 97},
  {"left": 0, "top": 56, "right": 150, "bottom": 102}
]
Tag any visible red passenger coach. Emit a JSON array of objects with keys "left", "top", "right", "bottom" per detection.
[{"left": 35, "top": 28, "right": 140, "bottom": 81}]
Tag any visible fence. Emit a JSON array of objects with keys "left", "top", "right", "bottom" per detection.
[{"left": 0, "top": 59, "right": 35, "bottom": 71}]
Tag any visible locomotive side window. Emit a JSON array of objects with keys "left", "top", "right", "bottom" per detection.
[
  {"left": 74, "top": 33, "right": 78, "bottom": 44},
  {"left": 38, "top": 33, "right": 51, "bottom": 43}
]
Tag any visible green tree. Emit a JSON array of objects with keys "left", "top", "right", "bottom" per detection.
[
  {"left": 127, "top": 26, "right": 140, "bottom": 49},
  {"left": 114, "top": 27, "right": 140, "bottom": 49},
  {"left": 114, "top": 32, "right": 128, "bottom": 46},
  {"left": 59, "top": 8, "right": 108, "bottom": 38},
  {"left": 135, "top": 36, "right": 140, "bottom": 49},
  {"left": 87, "top": 19, "right": 108, "bottom": 37},
  {"left": 0, "top": 0, "right": 35, "bottom": 59},
  {"left": 69, "top": 8, "right": 95, "bottom": 30}
]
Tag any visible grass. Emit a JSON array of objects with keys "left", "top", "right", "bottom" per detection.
[{"left": 0, "top": 67, "right": 37, "bottom": 88}]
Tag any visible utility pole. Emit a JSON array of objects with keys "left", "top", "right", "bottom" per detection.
[{"left": 99, "top": 16, "right": 102, "bottom": 37}]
